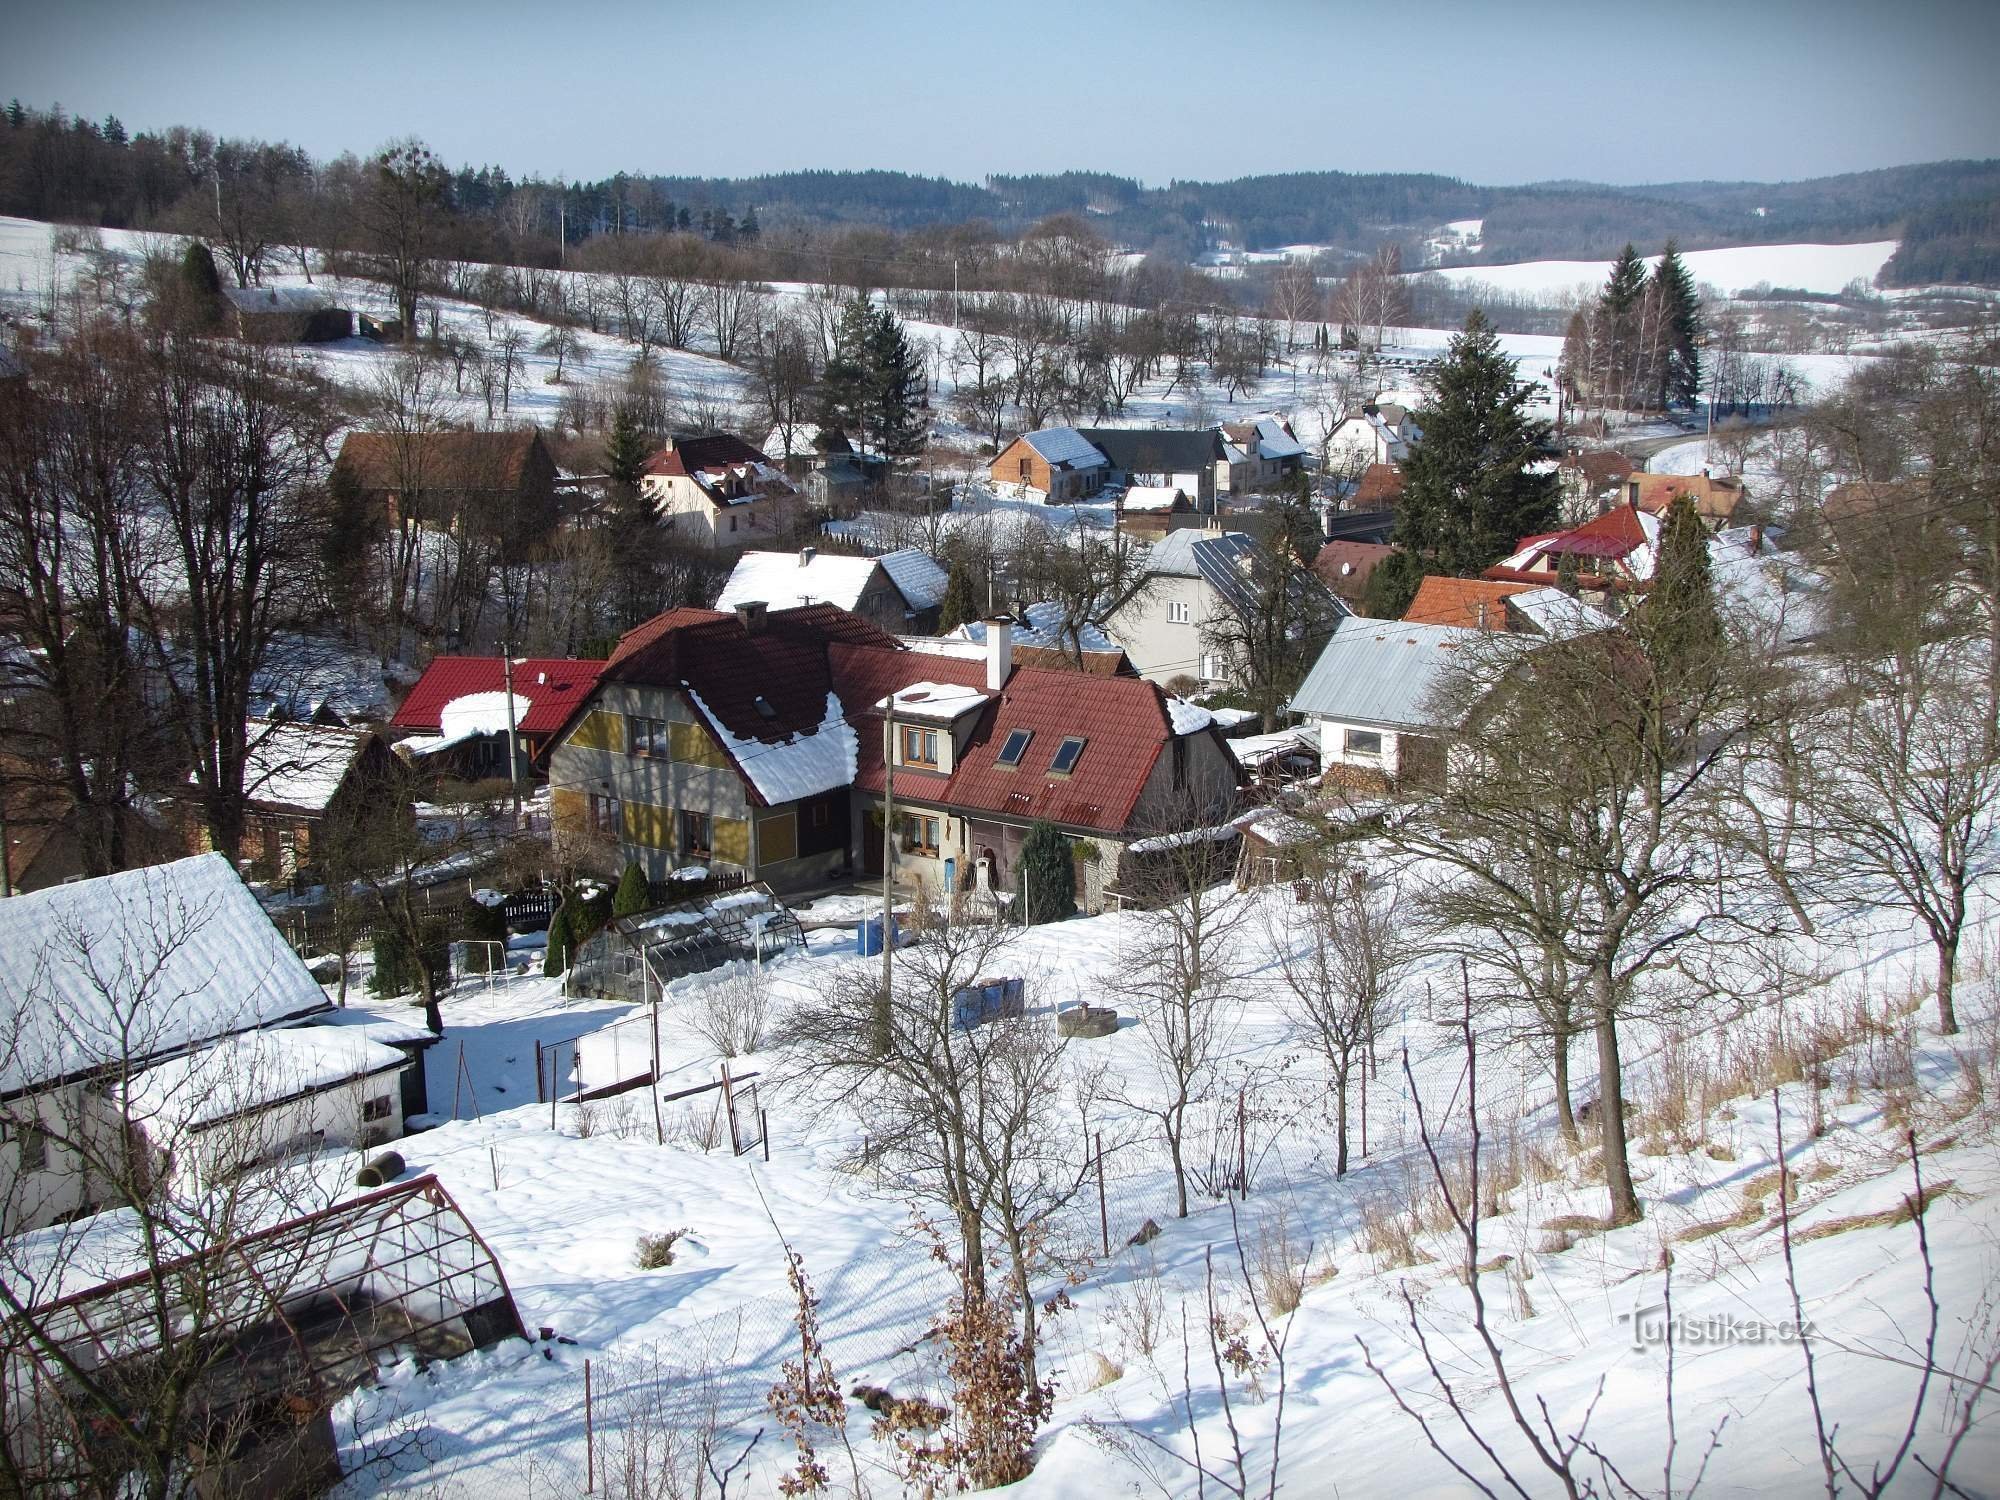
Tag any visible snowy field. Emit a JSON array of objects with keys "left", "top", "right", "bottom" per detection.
[
  {"left": 1424, "top": 240, "right": 1902, "bottom": 299},
  {"left": 285, "top": 862, "right": 2000, "bottom": 1499}
]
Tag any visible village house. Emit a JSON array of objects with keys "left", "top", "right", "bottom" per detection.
[
  {"left": 1312, "top": 540, "right": 1398, "bottom": 613},
  {"left": 762, "top": 423, "right": 886, "bottom": 509},
  {"left": 1115, "top": 485, "right": 1195, "bottom": 537},
  {"left": 1, "top": 761, "right": 182, "bottom": 894},
  {"left": 186, "top": 722, "right": 407, "bottom": 884},
  {"left": 1557, "top": 448, "right": 1638, "bottom": 522},
  {"left": 1326, "top": 403, "right": 1421, "bottom": 469},
  {"left": 937, "top": 605, "right": 1135, "bottom": 676},
  {"left": 1219, "top": 415, "right": 1308, "bottom": 494},
  {"left": 715, "top": 545, "right": 949, "bottom": 637},
  {"left": 1402, "top": 576, "right": 1537, "bottom": 631},
  {"left": 640, "top": 432, "right": 800, "bottom": 548},
  {"left": 218, "top": 284, "right": 353, "bottom": 343},
  {"left": 0, "top": 855, "right": 424, "bottom": 1231},
  {"left": 1080, "top": 427, "right": 1229, "bottom": 509},
  {"left": 988, "top": 427, "right": 1109, "bottom": 502},
  {"left": 389, "top": 655, "right": 607, "bottom": 780},
  {"left": 1286, "top": 615, "right": 1483, "bottom": 792},
  {"left": 333, "top": 428, "right": 561, "bottom": 539},
  {"left": 1106, "top": 529, "right": 1347, "bottom": 691},
  {"left": 1483, "top": 502, "right": 1662, "bottom": 602},
  {"left": 1622, "top": 470, "right": 1748, "bottom": 530},
  {"left": 544, "top": 604, "right": 1238, "bottom": 912}
]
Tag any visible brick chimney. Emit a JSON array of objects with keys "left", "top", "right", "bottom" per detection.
[
  {"left": 983, "top": 617, "right": 1013, "bottom": 692},
  {"left": 736, "top": 600, "right": 767, "bottom": 632}
]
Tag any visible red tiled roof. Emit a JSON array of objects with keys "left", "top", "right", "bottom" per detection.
[
  {"left": 603, "top": 605, "right": 901, "bottom": 750},
  {"left": 1313, "top": 541, "right": 1396, "bottom": 599},
  {"left": 391, "top": 657, "right": 606, "bottom": 737},
  {"left": 1403, "top": 577, "right": 1533, "bottom": 629},
  {"left": 335, "top": 430, "right": 550, "bottom": 493},
  {"left": 1543, "top": 503, "right": 1651, "bottom": 558},
  {"left": 641, "top": 433, "right": 772, "bottom": 477},
  {"left": 1353, "top": 463, "right": 1404, "bottom": 508},
  {"left": 831, "top": 644, "right": 1178, "bottom": 836},
  {"left": 1624, "top": 471, "right": 1745, "bottom": 522}
]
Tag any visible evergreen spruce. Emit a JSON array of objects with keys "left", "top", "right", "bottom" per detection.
[
  {"left": 1017, "top": 820, "right": 1076, "bottom": 925},
  {"left": 181, "top": 240, "right": 222, "bottom": 298},
  {"left": 814, "top": 296, "right": 873, "bottom": 444},
  {"left": 1392, "top": 310, "right": 1559, "bottom": 578},
  {"left": 604, "top": 403, "right": 651, "bottom": 494},
  {"left": 938, "top": 560, "right": 981, "bottom": 633},
  {"left": 542, "top": 903, "right": 572, "bottom": 977},
  {"left": 1360, "top": 550, "right": 1427, "bottom": 618},
  {"left": 1651, "top": 241, "right": 1704, "bottom": 410},
  {"left": 613, "top": 859, "right": 650, "bottom": 918},
  {"left": 867, "top": 306, "right": 928, "bottom": 459},
  {"left": 1555, "top": 549, "right": 1582, "bottom": 598},
  {"left": 1643, "top": 494, "right": 1723, "bottom": 679}
]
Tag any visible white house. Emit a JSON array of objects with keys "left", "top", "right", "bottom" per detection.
[
  {"left": 1326, "top": 403, "right": 1422, "bottom": 470},
  {"left": 640, "top": 433, "right": 799, "bottom": 549},
  {"left": 1285, "top": 615, "right": 1483, "bottom": 787},
  {"left": 1220, "top": 415, "right": 1309, "bottom": 494},
  {"left": 0, "top": 854, "right": 412, "bottom": 1231}
]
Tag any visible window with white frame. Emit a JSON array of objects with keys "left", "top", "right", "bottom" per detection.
[
  {"left": 362, "top": 1095, "right": 395, "bottom": 1122},
  {"left": 1344, "top": 727, "right": 1385, "bottom": 760},
  {"left": 1168, "top": 600, "right": 1191, "bottom": 624}
]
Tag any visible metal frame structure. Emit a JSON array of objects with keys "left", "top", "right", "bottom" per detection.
[
  {"left": 569, "top": 882, "right": 806, "bottom": 1005},
  {"left": 4, "top": 1175, "right": 525, "bottom": 1491}
]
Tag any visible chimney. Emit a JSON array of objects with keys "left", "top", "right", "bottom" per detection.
[
  {"left": 799, "top": 544, "right": 817, "bottom": 567},
  {"left": 536, "top": 670, "right": 547, "bottom": 686},
  {"left": 1476, "top": 601, "right": 1490, "bottom": 633},
  {"left": 736, "top": 600, "right": 768, "bottom": 632},
  {"left": 983, "top": 616, "right": 1013, "bottom": 692}
]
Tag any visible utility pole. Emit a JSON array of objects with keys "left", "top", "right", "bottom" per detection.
[
  {"left": 881, "top": 707, "right": 896, "bottom": 1000},
  {"left": 501, "top": 641, "right": 523, "bottom": 823},
  {"left": 952, "top": 257, "right": 960, "bottom": 333}
]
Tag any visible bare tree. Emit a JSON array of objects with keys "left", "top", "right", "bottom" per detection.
[
  {"left": 349, "top": 138, "right": 447, "bottom": 334},
  {"left": 1329, "top": 245, "right": 1411, "bottom": 350}
]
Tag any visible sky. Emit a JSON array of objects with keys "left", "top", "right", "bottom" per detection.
[{"left": 6, "top": 0, "right": 1998, "bottom": 189}]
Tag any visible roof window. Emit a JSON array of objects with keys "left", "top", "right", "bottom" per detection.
[
  {"left": 1050, "top": 736, "right": 1086, "bottom": 775},
  {"left": 996, "top": 728, "right": 1033, "bottom": 767}
]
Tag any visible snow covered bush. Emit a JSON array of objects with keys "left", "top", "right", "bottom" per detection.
[
  {"left": 634, "top": 1229, "right": 691, "bottom": 1269},
  {"left": 689, "top": 967, "right": 770, "bottom": 1058}
]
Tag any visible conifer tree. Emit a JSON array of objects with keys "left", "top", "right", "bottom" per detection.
[
  {"left": 1555, "top": 548, "right": 1582, "bottom": 598},
  {"left": 1361, "top": 550, "right": 1427, "bottom": 619},
  {"left": 1393, "top": 310, "right": 1558, "bottom": 578},
  {"left": 814, "top": 295, "right": 873, "bottom": 443},
  {"left": 1651, "top": 240, "right": 1703, "bottom": 410},
  {"left": 1017, "top": 820, "right": 1076, "bottom": 925},
  {"left": 938, "top": 560, "right": 981, "bottom": 633},
  {"left": 867, "top": 306, "right": 928, "bottom": 459},
  {"left": 1642, "top": 494, "right": 1722, "bottom": 684},
  {"left": 613, "top": 859, "right": 650, "bottom": 918},
  {"left": 1596, "top": 244, "right": 1649, "bottom": 409},
  {"left": 542, "top": 903, "right": 572, "bottom": 977},
  {"left": 604, "top": 402, "right": 650, "bottom": 494}
]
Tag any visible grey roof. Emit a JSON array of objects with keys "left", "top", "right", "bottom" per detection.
[
  {"left": 1080, "top": 427, "right": 1226, "bottom": 476},
  {"left": 1287, "top": 616, "right": 1486, "bottom": 732},
  {"left": 221, "top": 285, "right": 336, "bottom": 314},
  {"left": 878, "top": 548, "right": 950, "bottom": 612},
  {"left": 1145, "top": 530, "right": 1346, "bottom": 627},
  {"left": 1021, "top": 427, "right": 1107, "bottom": 470}
]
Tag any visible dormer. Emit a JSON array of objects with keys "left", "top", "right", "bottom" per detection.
[{"left": 879, "top": 681, "right": 992, "bottom": 774}]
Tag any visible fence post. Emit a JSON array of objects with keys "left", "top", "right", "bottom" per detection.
[
  {"left": 720, "top": 1061, "right": 738, "bottom": 1154},
  {"left": 761, "top": 1107, "right": 770, "bottom": 1163},
  {"left": 1095, "top": 1130, "right": 1108, "bottom": 1258},
  {"left": 534, "top": 1040, "right": 544, "bottom": 1105},
  {"left": 583, "top": 1356, "right": 595, "bottom": 1494}
]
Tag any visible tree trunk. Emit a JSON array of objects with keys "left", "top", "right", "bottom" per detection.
[
  {"left": 1552, "top": 1024, "right": 1577, "bottom": 1144},
  {"left": 1168, "top": 1109, "right": 1190, "bottom": 1218},
  {"left": 1936, "top": 931, "right": 1961, "bottom": 1036},
  {"left": 1334, "top": 1057, "right": 1350, "bottom": 1177},
  {"left": 1591, "top": 970, "right": 1640, "bottom": 1224}
]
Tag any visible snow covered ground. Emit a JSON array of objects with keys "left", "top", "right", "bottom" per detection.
[
  {"left": 1425, "top": 240, "right": 1901, "bottom": 299},
  {"left": 301, "top": 859, "right": 2000, "bottom": 1498}
]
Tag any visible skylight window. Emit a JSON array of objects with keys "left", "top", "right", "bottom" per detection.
[
  {"left": 1050, "top": 736, "right": 1086, "bottom": 775},
  {"left": 996, "top": 728, "right": 1033, "bottom": 767},
  {"left": 753, "top": 695, "right": 777, "bottom": 720}
]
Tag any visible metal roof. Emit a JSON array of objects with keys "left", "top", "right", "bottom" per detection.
[
  {"left": 1286, "top": 616, "right": 1487, "bottom": 732},
  {"left": 1021, "top": 427, "right": 1107, "bottom": 469}
]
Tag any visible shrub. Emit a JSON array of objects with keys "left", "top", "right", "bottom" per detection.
[
  {"left": 612, "top": 860, "right": 650, "bottom": 919},
  {"left": 370, "top": 921, "right": 448, "bottom": 997},
  {"left": 542, "top": 904, "right": 572, "bottom": 977},
  {"left": 634, "top": 1229, "right": 691, "bottom": 1269},
  {"left": 1018, "top": 819, "right": 1075, "bottom": 925}
]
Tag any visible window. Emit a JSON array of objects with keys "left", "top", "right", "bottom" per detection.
[
  {"left": 1050, "top": 736, "right": 1086, "bottom": 775},
  {"left": 901, "top": 725, "right": 939, "bottom": 767},
  {"left": 362, "top": 1095, "right": 394, "bottom": 1122},
  {"left": 900, "top": 813, "right": 941, "bottom": 856},
  {"left": 729, "top": 514, "right": 739, "bottom": 532},
  {"left": 1200, "top": 653, "right": 1227, "bottom": 683},
  {"left": 1345, "top": 728, "right": 1385, "bottom": 760},
  {"left": 680, "top": 809, "right": 713, "bottom": 858},
  {"left": 15, "top": 1123, "right": 47, "bottom": 1173},
  {"left": 587, "top": 792, "right": 621, "bottom": 836},
  {"left": 995, "top": 727, "right": 1033, "bottom": 767},
  {"left": 1168, "top": 600, "right": 1191, "bottom": 624},
  {"left": 628, "top": 715, "right": 670, "bottom": 757}
]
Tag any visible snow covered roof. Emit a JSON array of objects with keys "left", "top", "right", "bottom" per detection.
[
  {"left": 393, "top": 657, "right": 605, "bottom": 738},
  {"left": 1019, "top": 427, "right": 1108, "bottom": 470},
  {"left": 1287, "top": 616, "right": 1486, "bottom": 732},
  {"left": 220, "top": 285, "right": 335, "bottom": 315},
  {"left": 234, "top": 721, "right": 375, "bottom": 814},
  {"left": 1229, "top": 723, "right": 1320, "bottom": 767},
  {"left": 877, "top": 548, "right": 949, "bottom": 612},
  {"left": 687, "top": 687, "right": 858, "bottom": 805},
  {"left": 1251, "top": 416, "right": 1307, "bottom": 461},
  {"left": 1121, "top": 485, "right": 1187, "bottom": 512},
  {"left": 950, "top": 602, "right": 1123, "bottom": 657},
  {"left": 878, "top": 681, "right": 992, "bottom": 722},
  {"left": 121, "top": 1024, "right": 406, "bottom": 1137},
  {"left": 0, "top": 854, "right": 332, "bottom": 1097},
  {"left": 439, "top": 691, "right": 531, "bottom": 744},
  {"left": 1506, "top": 587, "right": 1618, "bottom": 640},
  {"left": 1165, "top": 697, "right": 1214, "bottom": 734},
  {"left": 716, "top": 550, "right": 884, "bottom": 614}
]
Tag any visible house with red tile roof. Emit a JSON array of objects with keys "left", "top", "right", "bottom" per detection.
[
  {"left": 1619, "top": 470, "right": 1747, "bottom": 530},
  {"left": 1313, "top": 541, "right": 1398, "bottom": 612},
  {"left": 389, "top": 656, "right": 606, "bottom": 778},
  {"left": 544, "top": 603, "right": 1240, "bottom": 907},
  {"left": 1402, "top": 577, "right": 1535, "bottom": 631},
  {"left": 1483, "top": 503, "right": 1661, "bottom": 601},
  {"left": 333, "top": 428, "right": 559, "bottom": 538},
  {"left": 640, "top": 433, "right": 799, "bottom": 549}
]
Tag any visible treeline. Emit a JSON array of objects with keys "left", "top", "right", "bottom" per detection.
[
  {"left": 8, "top": 97, "right": 1995, "bottom": 273},
  {"left": 1880, "top": 195, "right": 2000, "bottom": 286}
]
